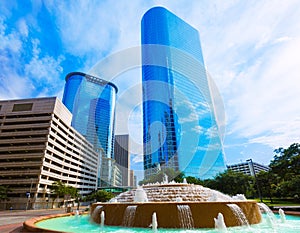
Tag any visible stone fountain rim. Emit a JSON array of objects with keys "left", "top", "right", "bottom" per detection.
[
  {"left": 141, "top": 183, "right": 199, "bottom": 188},
  {"left": 93, "top": 200, "right": 258, "bottom": 204},
  {"left": 23, "top": 212, "right": 88, "bottom": 233}
]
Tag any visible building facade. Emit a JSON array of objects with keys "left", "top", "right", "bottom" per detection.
[
  {"left": 0, "top": 97, "right": 98, "bottom": 210},
  {"left": 142, "top": 7, "right": 226, "bottom": 179},
  {"left": 62, "top": 72, "right": 118, "bottom": 187},
  {"left": 114, "top": 134, "right": 130, "bottom": 187},
  {"left": 227, "top": 160, "right": 270, "bottom": 176},
  {"left": 129, "top": 170, "right": 137, "bottom": 188}
]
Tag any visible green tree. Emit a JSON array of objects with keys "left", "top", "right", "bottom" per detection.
[
  {"left": 204, "top": 170, "right": 255, "bottom": 197},
  {"left": 271, "top": 143, "right": 300, "bottom": 179},
  {"left": 0, "top": 185, "right": 11, "bottom": 201},
  {"left": 84, "top": 190, "right": 114, "bottom": 202},
  {"left": 139, "top": 168, "right": 184, "bottom": 185},
  {"left": 185, "top": 176, "right": 203, "bottom": 185},
  {"left": 256, "top": 171, "right": 279, "bottom": 202},
  {"left": 50, "top": 181, "right": 79, "bottom": 208},
  {"left": 270, "top": 143, "right": 300, "bottom": 198}
]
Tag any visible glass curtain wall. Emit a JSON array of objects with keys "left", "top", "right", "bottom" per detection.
[
  {"left": 62, "top": 72, "right": 118, "bottom": 186},
  {"left": 142, "top": 7, "right": 226, "bottom": 179}
]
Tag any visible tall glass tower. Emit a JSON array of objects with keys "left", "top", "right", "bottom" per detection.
[
  {"left": 62, "top": 72, "right": 118, "bottom": 186},
  {"left": 142, "top": 7, "right": 226, "bottom": 179}
]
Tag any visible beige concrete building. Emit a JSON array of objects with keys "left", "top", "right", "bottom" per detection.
[
  {"left": 227, "top": 159, "right": 269, "bottom": 176},
  {"left": 0, "top": 97, "right": 98, "bottom": 210}
]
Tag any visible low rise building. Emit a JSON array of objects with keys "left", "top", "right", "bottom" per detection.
[
  {"left": 227, "top": 159, "right": 269, "bottom": 176},
  {"left": 0, "top": 97, "right": 98, "bottom": 210}
]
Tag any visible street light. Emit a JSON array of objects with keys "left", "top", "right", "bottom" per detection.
[
  {"left": 25, "top": 178, "right": 33, "bottom": 211},
  {"left": 247, "top": 159, "right": 263, "bottom": 202}
]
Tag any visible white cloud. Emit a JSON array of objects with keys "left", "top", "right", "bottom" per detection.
[
  {"left": 0, "top": 17, "right": 22, "bottom": 54},
  {"left": 0, "top": 15, "right": 65, "bottom": 100},
  {"left": 25, "top": 41, "right": 64, "bottom": 84},
  {"left": 17, "top": 19, "right": 29, "bottom": 37},
  {"left": 45, "top": 1, "right": 150, "bottom": 58}
]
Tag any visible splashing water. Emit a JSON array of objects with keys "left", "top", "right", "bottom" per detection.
[
  {"left": 152, "top": 212, "right": 158, "bottom": 232},
  {"left": 227, "top": 204, "right": 249, "bottom": 226},
  {"left": 279, "top": 208, "right": 286, "bottom": 223},
  {"left": 258, "top": 203, "right": 276, "bottom": 227},
  {"left": 100, "top": 211, "right": 105, "bottom": 228},
  {"left": 214, "top": 212, "right": 227, "bottom": 232},
  {"left": 122, "top": 206, "right": 137, "bottom": 227},
  {"left": 177, "top": 204, "right": 194, "bottom": 229}
]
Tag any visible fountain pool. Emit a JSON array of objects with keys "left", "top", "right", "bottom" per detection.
[
  {"left": 34, "top": 213, "right": 300, "bottom": 233},
  {"left": 24, "top": 182, "right": 300, "bottom": 232}
]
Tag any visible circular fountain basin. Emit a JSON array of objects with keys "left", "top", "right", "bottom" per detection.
[
  {"left": 91, "top": 201, "right": 261, "bottom": 228},
  {"left": 90, "top": 183, "right": 262, "bottom": 228},
  {"left": 23, "top": 211, "right": 300, "bottom": 232}
]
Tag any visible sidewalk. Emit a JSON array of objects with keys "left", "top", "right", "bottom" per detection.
[
  {"left": 0, "top": 208, "right": 84, "bottom": 233},
  {"left": 272, "top": 206, "right": 300, "bottom": 217}
]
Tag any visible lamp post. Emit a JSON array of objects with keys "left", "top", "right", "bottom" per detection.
[
  {"left": 247, "top": 159, "right": 263, "bottom": 202},
  {"left": 25, "top": 178, "right": 33, "bottom": 211}
]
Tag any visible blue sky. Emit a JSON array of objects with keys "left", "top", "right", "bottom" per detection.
[{"left": 1, "top": 1, "right": 300, "bottom": 180}]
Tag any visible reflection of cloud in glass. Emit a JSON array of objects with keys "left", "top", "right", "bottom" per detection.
[{"left": 89, "top": 44, "right": 226, "bottom": 180}]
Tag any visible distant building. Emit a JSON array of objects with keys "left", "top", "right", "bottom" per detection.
[
  {"left": 129, "top": 170, "right": 137, "bottom": 188},
  {"left": 227, "top": 160, "right": 269, "bottom": 176},
  {"left": 0, "top": 97, "right": 98, "bottom": 210},
  {"left": 62, "top": 72, "right": 118, "bottom": 187},
  {"left": 114, "top": 135, "right": 130, "bottom": 187}
]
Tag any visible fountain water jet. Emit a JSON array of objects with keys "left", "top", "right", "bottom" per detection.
[
  {"left": 152, "top": 212, "right": 158, "bottom": 232},
  {"left": 214, "top": 213, "right": 227, "bottom": 232},
  {"left": 279, "top": 208, "right": 286, "bottom": 223},
  {"left": 134, "top": 186, "right": 148, "bottom": 202},
  {"left": 100, "top": 211, "right": 105, "bottom": 228}
]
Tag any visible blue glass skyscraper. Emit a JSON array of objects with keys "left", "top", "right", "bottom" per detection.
[
  {"left": 62, "top": 72, "right": 118, "bottom": 186},
  {"left": 142, "top": 7, "right": 226, "bottom": 179}
]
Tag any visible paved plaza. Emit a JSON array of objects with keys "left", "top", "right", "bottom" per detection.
[{"left": 0, "top": 207, "right": 86, "bottom": 233}]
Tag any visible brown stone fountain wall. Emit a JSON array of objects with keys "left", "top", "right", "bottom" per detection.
[{"left": 91, "top": 201, "right": 262, "bottom": 228}]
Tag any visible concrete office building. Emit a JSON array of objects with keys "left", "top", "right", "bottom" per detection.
[
  {"left": 227, "top": 160, "right": 270, "bottom": 176},
  {"left": 0, "top": 97, "right": 98, "bottom": 210},
  {"left": 142, "top": 7, "right": 226, "bottom": 179},
  {"left": 114, "top": 134, "right": 130, "bottom": 187}
]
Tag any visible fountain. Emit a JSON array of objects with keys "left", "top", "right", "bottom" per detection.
[
  {"left": 91, "top": 205, "right": 102, "bottom": 220},
  {"left": 258, "top": 202, "right": 276, "bottom": 225},
  {"left": 23, "top": 180, "right": 300, "bottom": 233},
  {"left": 279, "top": 208, "right": 286, "bottom": 223},
  {"left": 90, "top": 182, "right": 262, "bottom": 228},
  {"left": 152, "top": 212, "right": 158, "bottom": 232},
  {"left": 214, "top": 213, "right": 227, "bottom": 232},
  {"left": 122, "top": 205, "right": 137, "bottom": 227},
  {"left": 133, "top": 186, "right": 148, "bottom": 202},
  {"left": 226, "top": 204, "right": 249, "bottom": 226},
  {"left": 177, "top": 204, "right": 194, "bottom": 228},
  {"left": 100, "top": 210, "right": 105, "bottom": 228}
]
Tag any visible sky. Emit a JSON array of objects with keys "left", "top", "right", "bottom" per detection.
[{"left": 1, "top": 0, "right": 300, "bottom": 181}]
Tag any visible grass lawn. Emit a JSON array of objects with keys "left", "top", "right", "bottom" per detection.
[{"left": 251, "top": 198, "right": 300, "bottom": 207}]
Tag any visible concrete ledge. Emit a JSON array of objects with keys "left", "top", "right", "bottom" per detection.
[{"left": 22, "top": 212, "right": 87, "bottom": 233}]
